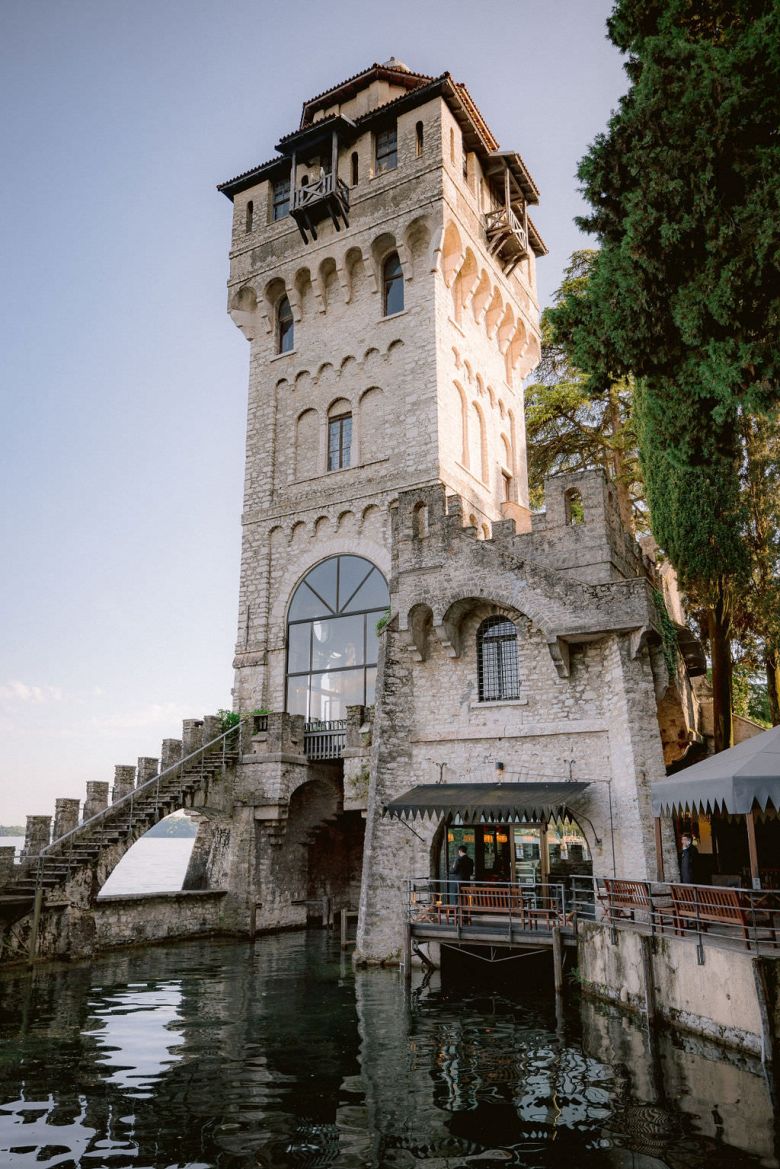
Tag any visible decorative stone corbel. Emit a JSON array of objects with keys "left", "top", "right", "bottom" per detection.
[
  {"left": 629, "top": 625, "right": 651, "bottom": 660},
  {"left": 547, "top": 638, "right": 571, "bottom": 678},
  {"left": 433, "top": 619, "right": 461, "bottom": 659}
]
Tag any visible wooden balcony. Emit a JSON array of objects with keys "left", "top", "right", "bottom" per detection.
[
  {"left": 291, "top": 173, "right": 350, "bottom": 244},
  {"left": 485, "top": 205, "right": 529, "bottom": 275}
]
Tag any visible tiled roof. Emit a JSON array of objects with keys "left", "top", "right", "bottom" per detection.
[{"left": 299, "top": 61, "right": 436, "bottom": 127}]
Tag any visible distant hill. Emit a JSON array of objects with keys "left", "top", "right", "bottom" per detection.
[
  {"left": 145, "top": 816, "right": 198, "bottom": 839},
  {"left": 0, "top": 826, "right": 24, "bottom": 837}
]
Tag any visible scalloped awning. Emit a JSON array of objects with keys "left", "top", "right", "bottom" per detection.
[
  {"left": 383, "top": 782, "right": 590, "bottom": 823},
  {"left": 652, "top": 725, "right": 780, "bottom": 815}
]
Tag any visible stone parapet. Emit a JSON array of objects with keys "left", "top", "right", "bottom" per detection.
[
  {"left": 22, "top": 815, "right": 51, "bottom": 860},
  {"left": 53, "top": 798, "right": 80, "bottom": 840},
  {"left": 0, "top": 847, "right": 16, "bottom": 883},
  {"left": 137, "top": 757, "right": 159, "bottom": 787},
  {"left": 83, "top": 781, "right": 109, "bottom": 821},
  {"left": 112, "top": 766, "right": 136, "bottom": 803}
]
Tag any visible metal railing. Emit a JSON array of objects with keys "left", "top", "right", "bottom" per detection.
[
  {"left": 303, "top": 719, "right": 347, "bottom": 760},
  {"left": 16, "top": 718, "right": 248, "bottom": 878},
  {"left": 406, "top": 877, "right": 574, "bottom": 940},
  {"left": 592, "top": 876, "right": 780, "bottom": 953}
]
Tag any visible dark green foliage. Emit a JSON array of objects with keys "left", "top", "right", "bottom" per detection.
[
  {"left": 556, "top": 1, "right": 780, "bottom": 420},
  {"left": 652, "top": 588, "right": 680, "bottom": 681},
  {"left": 526, "top": 252, "right": 644, "bottom": 527}
]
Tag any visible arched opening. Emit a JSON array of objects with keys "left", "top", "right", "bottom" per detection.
[
  {"left": 286, "top": 555, "right": 390, "bottom": 720},
  {"left": 245, "top": 200, "right": 253, "bottom": 233},
  {"left": 382, "top": 252, "right": 404, "bottom": 316},
  {"left": 327, "top": 399, "right": 352, "bottom": 471},
  {"left": 415, "top": 120, "right": 424, "bottom": 156},
  {"left": 97, "top": 811, "right": 200, "bottom": 897},
  {"left": 277, "top": 295, "right": 294, "bottom": 353},
  {"left": 565, "top": 488, "right": 585, "bottom": 525},
  {"left": 434, "top": 813, "right": 592, "bottom": 888},
  {"left": 413, "top": 501, "right": 429, "bottom": 538},
  {"left": 477, "top": 616, "right": 519, "bottom": 701},
  {"left": 351, "top": 151, "right": 359, "bottom": 187}
]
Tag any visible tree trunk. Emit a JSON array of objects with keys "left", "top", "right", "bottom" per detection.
[
  {"left": 608, "top": 385, "right": 634, "bottom": 533},
  {"left": 766, "top": 646, "right": 780, "bottom": 726},
  {"left": 708, "top": 593, "right": 734, "bottom": 753}
]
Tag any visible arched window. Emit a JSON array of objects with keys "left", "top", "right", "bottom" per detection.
[
  {"left": 477, "top": 617, "right": 520, "bottom": 702},
  {"left": 328, "top": 409, "right": 352, "bottom": 471},
  {"left": 277, "top": 296, "right": 294, "bottom": 353},
  {"left": 245, "top": 200, "right": 253, "bottom": 233},
  {"left": 565, "top": 488, "right": 584, "bottom": 525},
  {"left": 415, "top": 121, "right": 424, "bottom": 157},
  {"left": 351, "top": 151, "right": 359, "bottom": 187},
  {"left": 286, "top": 556, "right": 390, "bottom": 721},
  {"left": 382, "top": 252, "right": 404, "bottom": 316}
]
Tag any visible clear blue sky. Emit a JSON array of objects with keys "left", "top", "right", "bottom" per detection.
[{"left": 0, "top": 0, "right": 626, "bottom": 824}]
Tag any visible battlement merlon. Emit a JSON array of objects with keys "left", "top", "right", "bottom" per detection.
[{"left": 391, "top": 478, "right": 665, "bottom": 676}]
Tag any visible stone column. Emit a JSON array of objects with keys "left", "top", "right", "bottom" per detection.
[
  {"left": 0, "top": 846, "right": 16, "bottom": 883},
  {"left": 182, "top": 719, "right": 204, "bottom": 758},
  {"left": 161, "top": 738, "right": 182, "bottom": 772},
  {"left": 112, "top": 765, "right": 136, "bottom": 803},
  {"left": 83, "top": 781, "right": 109, "bottom": 821},
  {"left": 22, "top": 815, "right": 51, "bottom": 860},
  {"left": 53, "top": 798, "right": 80, "bottom": 840},
  {"left": 201, "top": 715, "right": 222, "bottom": 744},
  {"left": 137, "top": 756, "right": 159, "bottom": 788}
]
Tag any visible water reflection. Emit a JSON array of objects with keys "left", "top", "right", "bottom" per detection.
[{"left": 0, "top": 934, "right": 775, "bottom": 1168}]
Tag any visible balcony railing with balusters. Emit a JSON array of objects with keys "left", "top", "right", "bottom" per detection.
[{"left": 303, "top": 719, "right": 347, "bottom": 760}]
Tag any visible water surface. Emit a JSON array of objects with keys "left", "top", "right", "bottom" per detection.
[{"left": 0, "top": 933, "right": 775, "bottom": 1168}]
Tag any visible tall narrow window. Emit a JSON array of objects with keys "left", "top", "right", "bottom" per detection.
[
  {"left": 462, "top": 150, "right": 469, "bottom": 182},
  {"left": 415, "top": 121, "right": 424, "bottom": 157},
  {"left": 277, "top": 296, "right": 294, "bottom": 354},
  {"left": 245, "top": 201, "right": 254, "bottom": 233},
  {"left": 272, "top": 177, "right": 290, "bottom": 221},
  {"left": 382, "top": 252, "right": 404, "bottom": 316},
  {"left": 328, "top": 413, "right": 352, "bottom": 470},
  {"left": 351, "top": 151, "right": 359, "bottom": 186},
  {"left": 449, "top": 127, "right": 455, "bottom": 164},
  {"left": 502, "top": 471, "right": 512, "bottom": 502},
  {"left": 375, "top": 126, "right": 397, "bottom": 173},
  {"left": 477, "top": 617, "right": 520, "bottom": 702}
]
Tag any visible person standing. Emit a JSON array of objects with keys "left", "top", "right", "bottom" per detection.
[
  {"left": 679, "top": 833, "right": 699, "bottom": 883},
  {"left": 450, "top": 845, "right": 474, "bottom": 902}
]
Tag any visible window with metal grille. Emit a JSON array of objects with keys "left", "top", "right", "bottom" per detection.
[
  {"left": 375, "top": 126, "right": 397, "bottom": 173},
  {"left": 328, "top": 413, "right": 352, "bottom": 470},
  {"left": 272, "top": 177, "right": 290, "bottom": 221},
  {"left": 477, "top": 616, "right": 520, "bottom": 701}
]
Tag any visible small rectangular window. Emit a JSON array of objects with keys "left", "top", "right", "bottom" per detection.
[
  {"left": 415, "top": 121, "right": 424, "bottom": 157},
  {"left": 375, "top": 126, "right": 397, "bottom": 174},
  {"left": 502, "top": 472, "right": 512, "bottom": 502},
  {"left": 328, "top": 414, "right": 352, "bottom": 471},
  {"left": 272, "top": 177, "right": 290, "bottom": 221}
]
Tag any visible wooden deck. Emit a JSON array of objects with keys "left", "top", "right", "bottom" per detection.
[{"left": 410, "top": 915, "right": 578, "bottom": 950}]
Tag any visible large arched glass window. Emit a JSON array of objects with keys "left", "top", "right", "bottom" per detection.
[
  {"left": 477, "top": 617, "right": 519, "bottom": 701},
  {"left": 277, "top": 295, "right": 294, "bottom": 353},
  {"left": 382, "top": 253, "right": 404, "bottom": 316},
  {"left": 286, "top": 556, "right": 389, "bottom": 721}
]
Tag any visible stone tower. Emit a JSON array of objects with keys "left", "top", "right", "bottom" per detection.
[
  {"left": 219, "top": 60, "right": 546, "bottom": 715},
  {"left": 220, "top": 62, "right": 685, "bottom": 962}
]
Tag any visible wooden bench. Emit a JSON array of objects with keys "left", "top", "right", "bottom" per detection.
[
  {"left": 599, "top": 878, "right": 652, "bottom": 922},
  {"left": 669, "top": 883, "right": 757, "bottom": 942},
  {"left": 461, "top": 884, "right": 525, "bottom": 919}
]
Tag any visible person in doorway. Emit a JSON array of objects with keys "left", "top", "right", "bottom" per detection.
[
  {"left": 679, "top": 833, "right": 699, "bottom": 883},
  {"left": 450, "top": 845, "right": 474, "bottom": 902}
]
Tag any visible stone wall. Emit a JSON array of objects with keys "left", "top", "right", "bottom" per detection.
[
  {"left": 577, "top": 919, "right": 778, "bottom": 1057},
  {"left": 93, "top": 891, "right": 229, "bottom": 951}
]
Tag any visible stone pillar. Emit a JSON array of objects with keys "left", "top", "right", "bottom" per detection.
[
  {"left": 137, "top": 756, "right": 159, "bottom": 788},
  {"left": 201, "top": 714, "right": 222, "bottom": 744},
  {"left": 161, "top": 738, "right": 182, "bottom": 772},
  {"left": 112, "top": 765, "right": 136, "bottom": 803},
  {"left": 53, "top": 798, "right": 80, "bottom": 840},
  {"left": 0, "top": 846, "right": 16, "bottom": 883},
  {"left": 182, "top": 719, "right": 204, "bottom": 758},
  {"left": 22, "top": 815, "right": 51, "bottom": 860},
  {"left": 83, "top": 781, "right": 109, "bottom": 821}
]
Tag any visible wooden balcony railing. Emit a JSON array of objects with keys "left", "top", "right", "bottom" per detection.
[
  {"left": 484, "top": 205, "right": 529, "bottom": 275},
  {"left": 290, "top": 173, "right": 350, "bottom": 242}
]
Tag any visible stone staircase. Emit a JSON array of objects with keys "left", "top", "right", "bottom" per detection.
[{"left": 4, "top": 715, "right": 243, "bottom": 900}]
